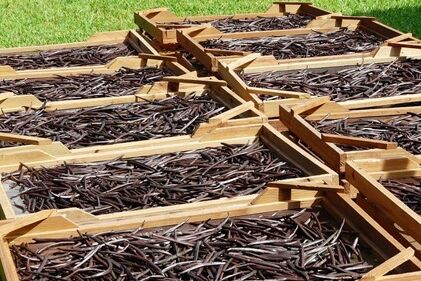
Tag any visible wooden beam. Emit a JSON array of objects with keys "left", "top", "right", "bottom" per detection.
[
  {"left": 346, "top": 161, "right": 421, "bottom": 244},
  {"left": 0, "top": 133, "right": 52, "bottom": 145},
  {"left": 268, "top": 182, "right": 344, "bottom": 192},
  {"left": 321, "top": 134, "right": 398, "bottom": 149},
  {"left": 375, "top": 272, "right": 421, "bottom": 281},
  {"left": 361, "top": 247, "right": 415, "bottom": 280},
  {"left": 291, "top": 96, "right": 330, "bottom": 115},
  {"left": 0, "top": 210, "right": 56, "bottom": 237},
  {"left": 248, "top": 87, "right": 310, "bottom": 99},
  {"left": 226, "top": 53, "right": 261, "bottom": 70},
  {"left": 279, "top": 105, "right": 345, "bottom": 172},
  {"left": 163, "top": 77, "right": 226, "bottom": 86},
  {"left": 138, "top": 53, "right": 177, "bottom": 62}
]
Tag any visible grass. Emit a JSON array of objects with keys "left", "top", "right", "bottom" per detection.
[{"left": 0, "top": 0, "right": 419, "bottom": 47}]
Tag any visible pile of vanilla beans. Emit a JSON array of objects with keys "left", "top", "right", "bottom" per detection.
[
  {"left": 242, "top": 59, "right": 421, "bottom": 101},
  {"left": 202, "top": 29, "right": 384, "bottom": 60},
  {"left": 0, "top": 66, "right": 172, "bottom": 101},
  {"left": 380, "top": 178, "right": 421, "bottom": 214},
  {"left": 165, "top": 14, "right": 314, "bottom": 32},
  {"left": 0, "top": 93, "right": 226, "bottom": 148},
  {"left": 3, "top": 142, "right": 303, "bottom": 214},
  {"left": 11, "top": 209, "right": 373, "bottom": 280},
  {"left": 311, "top": 114, "right": 421, "bottom": 154},
  {"left": 0, "top": 43, "right": 136, "bottom": 70}
]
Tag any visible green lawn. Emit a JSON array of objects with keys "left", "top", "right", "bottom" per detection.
[{"left": 0, "top": 0, "right": 419, "bottom": 48}]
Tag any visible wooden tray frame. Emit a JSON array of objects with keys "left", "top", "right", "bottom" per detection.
[
  {"left": 345, "top": 159, "right": 421, "bottom": 258},
  {"left": 134, "top": 1, "right": 333, "bottom": 45},
  {"left": 0, "top": 30, "right": 157, "bottom": 76},
  {"left": 277, "top": 99, "right": 421, "bottom": 172},
  {"left": 176, "top": 15, "right": 419, "bottom": 72},
  {"left": 0, "top": 186, "right": 420, "bottom": 280},
  {"left": 214, "top": 50, "right": 421, "bottom": 118},
  {"left": 0, "top": 122, "right": 337, "bottom": 224},
  {"left": 0, "top": 81, "right": 268, "bottom": 145}
]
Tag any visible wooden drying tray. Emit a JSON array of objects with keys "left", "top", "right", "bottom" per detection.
[
  {"left": 0, "top": 122, "right": 336, "bottom": 225},
  {"left": 134, "top": 1, "right": 333, "bottom": 45},
  {"left": 215, "top": 50, "right": 421, "bottom": 118},
  {"left": 0, "top": 30, "right": 157, "bottom": 77},
  {"left": 0, "top": 54, "right": 202, "bottom": 112},
  {"left": 277, "top": 97, "right": 421, "bottom": 173},
  {"left": 176, "top": 15, "right": 418, "bottom": 72},
  {"left": 0, "top": 185, "right": 420, "bottom": 280},
  {"left": 345, "top": 159, "right": 421, "bottom": 260},
  {"left": 0, "top": 81, "right": 268, "bottom": 144}
]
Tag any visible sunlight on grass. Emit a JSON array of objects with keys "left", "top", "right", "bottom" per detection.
[{"left": 0, "top": 0, "right": 419, "bottom": 47}]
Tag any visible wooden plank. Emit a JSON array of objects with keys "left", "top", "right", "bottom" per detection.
[
  {"left": 279, "top": 105, "right": 345, "bottom": 172},
  {"left": 138, "top": 53, "right": 177, "bottom": 62},
  {"left": 361, "top": 247, "right": 415, "bottom": 280},
  {"left": 339, "top": 93, "right": 421, "bottom": 109},
  {"left": 324, "top": 192, "right": 421, "bottom": 271},
  {"left": 267, "top": 182, "right": 344, "bottom": 192},
  {"left": 321, "top": 134, "right": 398, "bottom": 149},
  {"left": 375, "top": 272, "right": 421, "bottom": 281},
  {"left": 0, "top": 133, "right": 52, "bottom": 145},
  {"left": 346, "top": 161, "right": 421, "bottom": 244},
  {"left": 163, "top": 76, "right": 227, "bottom": 87},
  {"left": 352, "top": 157, "right": 420, "bottom": 173},
  {"left": 0, "top": 210, "right": 56, "bottom": 237},
  {"left": 291, "top": 96, "right": 330, "bottom": 115},
  {"left": 208, "top": 101, "right": 254, "bottom": 124},
  {"left": 226, "top": 53, "right": 261, "bottom": 70},
  {"left": 248, "top": 87, "right": 310, "bottom": 99}
]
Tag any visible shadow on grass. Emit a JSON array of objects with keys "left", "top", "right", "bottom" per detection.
[{"left": 353, "top": 5, "right": 421, "bottom": 38}]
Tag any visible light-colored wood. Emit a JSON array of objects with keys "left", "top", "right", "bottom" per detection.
[
  {"left": 291, "top": 96, "right": 330, "bottom": 115},
  {"left": 248, "top": 87, "right": 310, "bottom": 99},
  {"left": 163, "top": 76, "right": 227, "bottom": 87},
  {"left": 340, "top": 93, "right": 421, "bottom": 109},
  {"left": 0, "top": 210, "right": 57, "bottom": 237},
  {"left": 374, "top": 272, "right": 421, "bottom": 281},
  {"left": 279, "top": 104, "right": 345, "bottom": 172},
  {"left": 346, "top": 161, "right": 421, "bottom": 244},
  {"left": 362, "top": 247, "right": 415, "bottom": 280},
  {"left": 321, "top": 133, "right": 398, "bottom": 150},
  {"left": 0, "top": 133, "right": 52, "bottom": 145},
  {"left": 267, "top": 182, "right": 344, "bottom": 192},
  {"left": 226, "top": 53, "right": 261, "bottom": 70}
]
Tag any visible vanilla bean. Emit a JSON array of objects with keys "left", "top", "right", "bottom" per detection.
[
  {"left": 0, "top": 43, "right": 137, "bottom": 70},
  {"left": 242, "top": 59, "right": 421, "bottom": 101},
  {"left": 3, "top": 142, "right": 304, "bottom": 214},
  {"left": 0, "top": 93, "right": 226, "bottom": 148},
  {"left": 0, "top": 67, "right": 172, "bottom": 101},
  {"left": 11, "top": 209, "right": 373, "bottom": 280}
]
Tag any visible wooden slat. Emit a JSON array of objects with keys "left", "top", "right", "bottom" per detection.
[
  {"left": 268, "top": 182, "right": 344, "bottom": 192},
  {"left": 291, "top": 96, "right": 330, "bottom": 115},
  {"left": 322, "top": 134, "right": 398, "bottom": 149},
  {"left": 163, "top": 76, "right": 227, "bottom": 86},
  {"left": 361, "top": 247, "right": 415, "bottom": 280},
  {"left": 346, "top": 161, "right": 421, "bottom": 244},
  {"left": 279, "top": 105, "right": 345, "bottom": 172},
  {"left": 324, "top": 192, "right": 421, "bottom": 271},
  {"left": 0, "top": 133, "right": 52, "bottom": 145}
]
